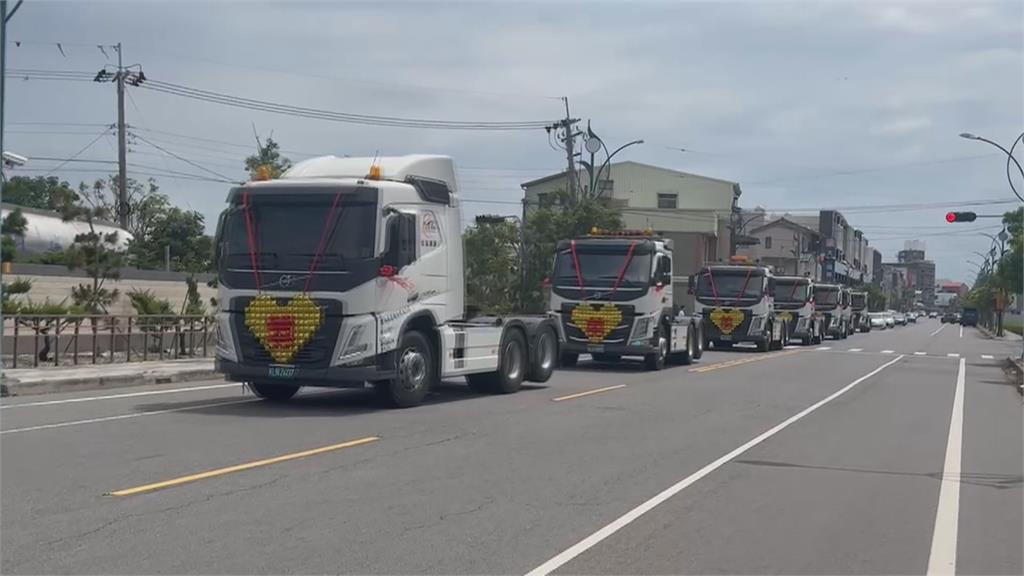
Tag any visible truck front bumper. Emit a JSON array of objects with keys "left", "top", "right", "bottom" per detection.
[
  {"left": 561, "top": 340, "right": 657, "bottom": 357},
  {"left": 216, "top": 352, "right": 397, "bottom": 387}
]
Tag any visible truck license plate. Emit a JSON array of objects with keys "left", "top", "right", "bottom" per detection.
[
  {"left": 587, "top": 345, "right": 605, "bottom": 353},
  {"left": 719, "top": 334, "right": 733, "bottom": 341},
  {"left": 268, "top": 364, "right": 296, "bottom": 379}
]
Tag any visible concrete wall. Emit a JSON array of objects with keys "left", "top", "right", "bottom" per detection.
[{"left": 4, "top": 264, "right": 216, "bottom": 317}]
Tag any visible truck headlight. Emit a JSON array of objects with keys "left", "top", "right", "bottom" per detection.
[
  {"left": 336, "top": 315, "right": 376, "bottom": 366},
  {"left": 748, "top": 315, "right": 765, "bottom": 334},
  {"left": 215, "top": 313, "right": 237, "bottom": 362}
]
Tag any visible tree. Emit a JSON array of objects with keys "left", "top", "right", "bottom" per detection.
[
  {"left": 994, "top": 207, "right": 1022, "bottom": 294},
  {"left": 55, "top": 183, "right": 125, "bottom": 313},
  {"left": 3, "top": 176, "right": 77, "bottom": 210},
  {"left": 864, "top": 284, "right": 887, "bottom": 312},
  {"left": 1, "top": 208, "right": 28, "bottom": 263},
  {"left": 129, "top": 207, "right": 213, "bottom": 272},
  {"left": 1, "top": 278, "right": 32, "bottom": 314},
  {"left": 244, "top": 136, "right": 291, "bottom": 180},
  {"left": 463, "top": 217, "right": 520, "bottom": 314},
  {"left": 520, "top": 190, "right": 623, "bottom": 311},
  {"left": 79, "top": 176, "right": 167, "bottom": 241}
]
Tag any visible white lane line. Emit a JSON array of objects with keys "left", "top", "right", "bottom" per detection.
[
  {"left": 927, "top": 358, "right": 966, "bottom": 576},
  {"left": 816, "top": 346, "right": 832, "bottom": 351},
  {"left": 930, "top": 324, "right": 947, "bottom": 337},
  {"left": 848, "top": 348, "right": 863, "bottom": 352},
  {"left": 784, "top": 345, "right": 801, "bottom": 350},
  {"left": 947, "top": 353, "right": 960, "bottom": 358},
  {"left": 981, "top": 354, "right": 994, "bottom": 360},
  {"left": 915, "top": 352, "right": 928, "bottom": 356},
  {"left": 881, "top": 350, "right": 895, "bottom": 354},
  {"left": 0, "top": 383, "right": 241, "bottom": 409},
  {"left": 959, "top": 325, "right": 963, "bottom": 339},
  {"left": 524, "top": 355, "right": 906, "bottom": 576},
  {"left": 0, "top": 399, "right": 258, "bottom": 435}
]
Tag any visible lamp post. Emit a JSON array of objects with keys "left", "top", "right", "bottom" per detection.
[
  {"left": 587, "top": 139, "right": 643, "bottom": 200},
  {"left": 1, "top": 0, "right": 26, "bottom": 377}
]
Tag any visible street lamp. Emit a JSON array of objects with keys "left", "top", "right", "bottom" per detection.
[
  {"left": 959, "top": 132, "right": 1024, "bottom": 203},
  {"left": 591, "top": 139, "right": 643, "bottom": 199}
]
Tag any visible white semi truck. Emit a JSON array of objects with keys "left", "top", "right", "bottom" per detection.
[
  {"left": 690, "top": 257, "right": 787, "bottom": 352},
  {"left": 773, "top": 275, "right": 823, "bottom": 346},
  {"left": 548, "top": 231, "right": 702, "bottom": 370},
  {"left": 813, "top": 283, "right": 852, "bottom": 339},
  {"left": 213, "top": 155, "right": 558, "bottom": 407}
]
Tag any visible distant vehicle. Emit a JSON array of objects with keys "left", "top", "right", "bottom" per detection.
[
  {"left": 894, "top": 312, "right": 907, "bottom": 326},
  {"left": 960, "top": 308, "right": 979, "bottom": 326},
  {"left": 868, "top": 312, "right": 888, "bottom": 329},
  {"left": 773, "top": 275, "right": 823, "bottom": 346},
  {"left": 813, "top": 283, "right": 850, "bottom": 340},
  {"left": 928, "top": 311, "right": 938, "bottom": 318},
  {"left": 941, "top": 311, "right": 957, "bottom": 323},
  {"left": 850, "top": 291, "right": 869, "bottom": 333},
  {"left": 885, "top": 311, "right": 896, "bottom": 328},
  {"left": 907, "top": 312, "right": 917, "bottom": 323},
  {"left": 692, "top": 256, "right": 786, "bottom": 352}
]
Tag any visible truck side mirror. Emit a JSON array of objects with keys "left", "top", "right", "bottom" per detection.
[{"left": 687, "top": 274, "right": 695, "bottom": 295}]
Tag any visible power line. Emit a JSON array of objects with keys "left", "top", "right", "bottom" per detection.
[
  {"left": 43, "top": 127, "right": 113, "bottom": 176},
  {"left": 746, "top": 153, "right": 1003, "bottom": 186},
  {"left": 131, "top": 132, "right": 241, "bottom": 183},
  {"left": 15, "top": 166, "right": 233, "bottom": 184}
]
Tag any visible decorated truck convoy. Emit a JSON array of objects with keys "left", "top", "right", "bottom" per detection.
[
  {"left": 547, "top": 230, "right": 703, "bottom": 370},
  {"left": 812, "top": 283, "right": 853, "bottom": 339},
  {"left": 213, "top": 155, "right": 559, "bottom": 408},
  {"left": 690, "top": 257, "right": 788, "bottom": 352}
]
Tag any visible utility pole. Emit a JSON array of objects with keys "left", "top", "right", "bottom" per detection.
[
  {"left": 115, "top": 42, "right": 128, "bottom": 229},
  {"left": 546, "top": 98, "right": 579, "bottom": 204},
  {"left": 94, "top": 44, "right": 144, "bottom": 230}
]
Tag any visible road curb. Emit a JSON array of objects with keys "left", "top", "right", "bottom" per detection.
[
  {"left": 1005, "top": 357, "right": 1024, "bottom": 396},
  {"left": 1, "top": 369, "right": 221, "bottom": 398}
]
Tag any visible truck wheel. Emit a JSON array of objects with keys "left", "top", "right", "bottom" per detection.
[
  {"left": 249, "top": 382, "right": 300, "bottom": 402},
  {"left": 527, "top": 326, "right": 557, "bottom": 383},
  {"left": 644, "top": 325, "right": 668, "bottom": 371},
  {"left": 670, "top": 324, "right": 695, "bottom": 365},
  {"left": 756, "top": 334, "right": 770, "bottom": 352},
  {"left": 468, "top": 329, "right": 527, "bottom": 394},
  {"left": 771, "top": 322, "right": 785, "bottom": 350},
  {"left": 591, "top": 353, "right": 621, "bottom": 363},
  {"left": 840, "top": 322, "right": 848, "bottom": 339},
  {"left": 377, "top": 330, "right": 434, "bottom": 408},
  {"left": 560, "top": 352, "right": 579, "bottom": 367}
]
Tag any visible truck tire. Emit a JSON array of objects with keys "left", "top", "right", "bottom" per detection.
[
  {"left": 468, "top": 329, "right": 526, "bottom": 394},
  {"left": 560, "top": 352, "right": 579, "bottom": 367},
  {"left": 249, "top": 382, "right": 300, "bottom": 402},
  {"left": 527, "top": 326, "right": 557, "bottom": 383},
  {"left": 644, "top": 325, "right": 668, "bottom": 371},
  {"left": 376, "top": 330, "right": 434, "bottom": 408},
  {"left": 756, "top": 333, "right": 770, "bottom": 352},
  {"left": 591, "top": 353, "right": 621, "bottom": 363},
  {"left": 669, "top": 324, "right": 695, "bottom": 365},
  {"left": 770, "top": 322, "right": 785, "bottom": 350}
]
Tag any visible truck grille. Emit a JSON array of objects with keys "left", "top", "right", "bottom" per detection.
[
  {"left": 231, "top": 297, "right": 343, "bottom": 368},
  {"left": 560, "top": 302, "right": 635, "bottom": 344}
]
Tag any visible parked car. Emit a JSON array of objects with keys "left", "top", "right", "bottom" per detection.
[
  {"left": 885, "top": 312, "right": 896, "bottom": 328},
  {"left": 941, "top": 312, "right": 957, "bottom": 323},
  {"left": 869, "top": 312, "right": 888, "bottom": 330},
  {"left": 928, "top": 311, "right": 938, "bottom": 319},
  {"left": 894, "top": 312, "right": 907, "bottom": 326},
  {"left": 907, "top": 312, "right": 917, "bottom": 323}
]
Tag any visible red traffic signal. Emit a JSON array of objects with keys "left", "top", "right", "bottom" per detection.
[{"left": 946, "top": 211, "right": 977, "bottom": 223}]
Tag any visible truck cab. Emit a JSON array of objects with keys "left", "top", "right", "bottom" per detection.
[
  {"left": 773, "top": 275, "right": 822, "bottom": 346},
  {"left": 690, "top": 257, "right": 787, "bottom": 352},
  {"left": 813, "top": 283, "right": 851, "bottom": 339},
  {"left": 548, "top": 231, "right": 702, "bottom": 370},
  {"left": 850, "top": 291, "right": 869, "bottom": 333},
  {"left": 214, "top": 155, "right": 558, "bottom": 407}
]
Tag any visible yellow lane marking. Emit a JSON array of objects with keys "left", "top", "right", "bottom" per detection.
[
  {"left": 108, "top": 436, "right": 380, "bottom": 496},
  {"left": 689, "top": 349, "right": 803, "bottom": 373},
  {"left": 552, "top": 384, "right": 627, "bottom": 402}
]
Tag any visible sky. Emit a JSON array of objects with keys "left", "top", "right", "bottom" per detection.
[{"left": 3, "top": 0, "right": 1022, "bottom": 284}]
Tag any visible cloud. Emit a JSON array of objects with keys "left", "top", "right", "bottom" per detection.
[{"left": 871, "top": 115, "right": 934, "bottom": 135}]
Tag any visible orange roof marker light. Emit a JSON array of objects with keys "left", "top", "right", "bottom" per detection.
[
  {"left": 728, "top": 255, "right": 752, "bottom": 264},
  {"left": 366, "top": 163, "right": 382, "bottom": 180},
  {"left": 588, "top": 228, "right": 655, "bottom": 237},
  {"left": 254, "top": 165, "right": 273, "bottom": 181}
]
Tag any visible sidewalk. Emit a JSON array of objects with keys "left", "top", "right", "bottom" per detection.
[{"left": 1, "top": 358, "right": 218, "bottom": 397}]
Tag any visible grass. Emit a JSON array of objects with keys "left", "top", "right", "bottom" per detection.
[{"left": 1004, "top": 319, "right": 1022, "bottom": 336}]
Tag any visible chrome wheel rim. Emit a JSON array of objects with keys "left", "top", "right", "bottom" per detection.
[
  {"left": 503, "top": 340, "right": 523, "bottom": 380},
  {"left": 399, "top": 347, "right": 426, "bottom": 392}
]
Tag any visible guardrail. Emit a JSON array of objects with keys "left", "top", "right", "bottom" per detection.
[{"left": 2, "top": 315, "right": 214, "bottom": 368}]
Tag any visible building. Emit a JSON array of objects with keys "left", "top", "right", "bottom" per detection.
[
  {"left": 881, "top": 263, "right": 913, "bottom": 310},
  {"left": 937, "top": 281, "right": 969, "bottom": 300},
  {"left": 521, "top": 161, "right": 741, "bottom": 309},
  {"left": 818, "top": 210, "right": 871, "bottom": 285},
  {"left": 897, "top": 243, "right": 936, "bottom": 309},
  {"left": 871, "top": 249, "right": 884, "bottom": 286},
  {"left": 736, "top": 217, "right": 822, "bottom": 278}
]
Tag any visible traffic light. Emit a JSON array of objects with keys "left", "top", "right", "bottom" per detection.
[{"left": 945, "top": 211, "right": 977, "bottom": 223}]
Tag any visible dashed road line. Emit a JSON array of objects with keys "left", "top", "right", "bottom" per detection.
[
  {"left": 816, "top": 346, "right": 832, "bottom": 351},
  {"left": 688, "top": 349, "right": 802, "bottom": 373},
  {"left": 0, "top": 383, "right": 241, "bottom": 409},
  {"left": 930, "top": 324, "right": 947, "bottom": 337},
  {"left": 552, "top": 384, "right": 627, "bottom": 402},
  {"left": 915, "top": 352, "right": 927, "bottom": 356},
  {"left": 1, "top": 398, "right": 259, "bottom": 435},
  {"left": 881, "top": 350, "right": 894, "bottom": 354},
  {"left": 926, "top": 358, "right": 966, "bottom": 575},
  {"left": 981, "top": 354, "right": 994, "bottom": 360},
  {"left": 959, "top": 325, "right": 963, "bottom": 339},
  {"left": 947, "top": 353, "right": 960, "bottom": 358},
  {"left": 108, "top": 436, "right": 380, "bottom": 496},
  {"left": 848, "top": 348, "right": 863, "bottom": 352}
]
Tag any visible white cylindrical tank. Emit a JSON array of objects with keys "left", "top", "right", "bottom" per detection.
[{"left": 2, "top": 205, "right": 133, "bottom": 254}]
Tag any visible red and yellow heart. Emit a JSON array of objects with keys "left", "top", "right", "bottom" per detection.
[
  {"left": 244, "top": 294, "right": 323, "bottom": 364},
  {"left": 710, "top": 308, "right": 744, "bottom": 335},
  {"left": 571, "top": 303, "right": 623, "bottom": 343}
]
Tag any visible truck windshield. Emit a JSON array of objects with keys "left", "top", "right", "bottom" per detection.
[
  {"left": 217, "top": 188, "right": 379, "bottom": 292},
  {"left": 695, "top": 270, "right": 764, "bottom": 302},
  {"left": 814, "top": 287, "right": 840, "bottom": 307},
  {"left": 774, "top": 281, "right": 809, "bottom": 302},
  {"left": 553, "top": 250, "right": 652, "bottom": 287},
  {"left": 851, "top": 293, "right": 866, "bottom": 308}
]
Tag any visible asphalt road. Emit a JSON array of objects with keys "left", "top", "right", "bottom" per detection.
[{"left": 2, "top": 319, "right": 1021, "bottom": 575}]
